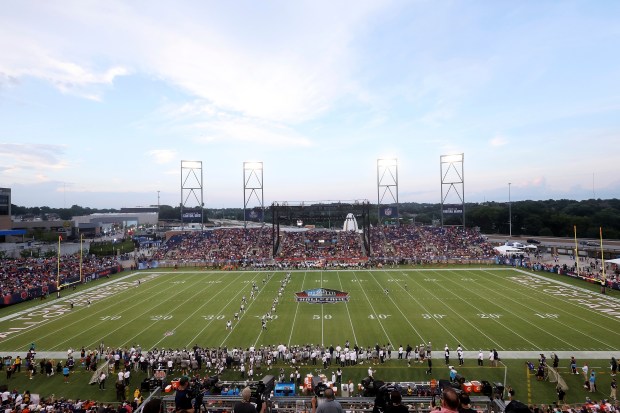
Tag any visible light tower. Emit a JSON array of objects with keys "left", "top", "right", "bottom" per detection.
[
  {"left": 377, "top": 158, "right": 399, "bottom": 226},
  {"left": 180, "top": 160, "right": 204, "bottom": 230},
  {"left": 243, "top": 161, "right": 264, "bottom": 227},
  {"left": 440, "top": 153, "right": 465, "bottom": 227}
]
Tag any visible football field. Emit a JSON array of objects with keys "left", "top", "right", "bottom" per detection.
[{"left": 1, "top": 267, "right": 618, "bottom": 353}]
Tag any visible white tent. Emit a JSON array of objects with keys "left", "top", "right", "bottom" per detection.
[
  {"left": 607, "top": 258, "right": 620, "bottom": 265},
  {"left": 494, "top": 245, "right": 525, "bottom": 254}
]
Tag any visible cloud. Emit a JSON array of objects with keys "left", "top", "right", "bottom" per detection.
[
  {"left": 489, "top": 136, "right": 508, "bottom": 147},
  {"left": 150, "top": 100, "right": 314, "bottom": 147},
  {"left": 148, "top": 149, "right": 178, "bottom": 164},
  {"left": 0, "top": 143, "right": 70, "bottom": 187},
  {"left": 0, "top": 1, "right": 385, "bottom": 120}
]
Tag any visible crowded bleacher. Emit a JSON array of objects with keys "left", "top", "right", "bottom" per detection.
[
  {"left": 0, "top": 256, "right": 121, "bottom": 298},
  {"left": 150, "top": 225, "right": 495, "bottom": 267}
]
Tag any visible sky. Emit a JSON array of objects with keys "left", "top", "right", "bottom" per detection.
[{"left": 1, "top": 0, "right": 619, "bottom": 210}]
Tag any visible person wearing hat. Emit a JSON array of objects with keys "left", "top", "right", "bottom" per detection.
[
  {"left": 234, "top": 387, "right": 266, "bottom": 413},
  {"left": 175, "top": 376, "right": 194, "bottom": 413}
]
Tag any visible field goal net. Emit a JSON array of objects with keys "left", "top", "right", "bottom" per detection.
[
  {"left": 547, "top": 366, "right": 568, "bottom": 391},
  {"left": 89, "top": 359, "right": 111, "bottom": 385}
]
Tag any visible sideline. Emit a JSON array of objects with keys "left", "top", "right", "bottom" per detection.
[{"left": 0, "top": 271, "right": 146, "bottom": 323}]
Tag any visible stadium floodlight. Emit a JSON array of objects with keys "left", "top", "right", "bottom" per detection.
[
  {"left": 244, "top": 161, "right": 263, "bottom": 170},
  {"left": 441, "top": 154, "right": 463, "bottom": 163},
  {"left": 377, "top": 158, "right": 398, "bottom": 166},
  {"left": 182, "top": 160, "right": 202, "bottom": 169}
]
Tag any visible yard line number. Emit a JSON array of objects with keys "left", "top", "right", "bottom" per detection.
[{"left": 477, "top": 313, "right": 502, "bottom": 319}]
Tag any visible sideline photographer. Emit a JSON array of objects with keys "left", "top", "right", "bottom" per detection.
[
  {"left": 311, "top": 388, "right": 343, "bottom": 413},
  {"left": 234, "top": 387, "right": 267, "bottom": 413}
]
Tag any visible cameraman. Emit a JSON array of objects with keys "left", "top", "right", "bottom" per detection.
[
  {"left": 234, "top": 387, "right": 266, "bottom": 413},
  {"left": 384, "top": 391, "right": 408, "bottom": 413},
  {"left": 175, "top": 376, "right": 194, "bottom": 413},
  {"left": 311, "top": 388, "right": 342, "bottom": 413}
]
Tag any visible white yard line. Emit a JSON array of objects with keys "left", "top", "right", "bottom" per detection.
[
  {"left": 474, "top": 269, "right": 617, "bottom": 350},
  {"left": 432, "top": 270, "right": 561, "bottom": 351},
  {"left": 399, "top": 269, "right": 501, "bottom": 349},
  {"left": 287, "top": 272, "right": 307, "bottom": 347},
  {"left": 181, "top": 272, "right": 259, "bottom": 348},
  {"left": 365, "top": 270, "right": 428, "bottom": 344},
  {"left": 353, "top": 271, "right": 393, "bottom": 345},
  {"left": 336, "top": 271, "right": 358, "bottom": 345}
]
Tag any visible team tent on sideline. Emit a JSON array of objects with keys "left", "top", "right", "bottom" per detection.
[{"left": 494, "top": 245, "right": 525, "bottom": 255}]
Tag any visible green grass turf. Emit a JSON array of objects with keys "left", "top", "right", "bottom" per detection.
[{"left": 0, "top": 267, "right": 618, "bottom": 404}]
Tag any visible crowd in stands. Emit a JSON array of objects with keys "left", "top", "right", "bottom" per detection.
[
  {"left": 369, "top": 226, "right": 494, "bottom": 263},
  {"left": 152, "top": 228, "right": 271, "bottom": 263},
  {"left": 277, "top": 230, "right": 366, "bottom": 262},
  {"left": 150, "top": 225, "right": 494, "bottom": 266},
  {"left": 0, "top": 256, "right": 120, "bottom": 297}
]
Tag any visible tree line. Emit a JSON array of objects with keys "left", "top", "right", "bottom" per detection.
[{"left": 11, "top": 198, "right": 620, "bottom": 239}]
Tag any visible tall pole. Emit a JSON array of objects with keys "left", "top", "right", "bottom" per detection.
[
  {"left": 508, "top": 183, "right": 512, "bottom": 237},
  {"left": 157, "top": 190, "right": 160, "bottom": 232},
  {"left": 79, "top": 233, "right": 83, "bottom": 283},
  {"left": 57, "top": 235, "right": 61, "bottom": 298}
]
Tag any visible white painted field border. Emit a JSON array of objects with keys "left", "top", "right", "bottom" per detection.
[
  {"left": 443, "top": 268, "right": 584, "bottom": 350},
  {"left": 336, "top": 271, "right": 358, "bottom": 345},
  {"left": 0, "top": 271, "right": 149, "bottom": 323},
  {"left": 469, "top": 269, "right": 616, "bottom": 350},
  {"left": 484, "top": 269, "right": 620, "bottom": 337},
  {"left": 399, "top": 269, "right": 500, "bottom": 349},
  {"left": 429, "top": 270, "right": 541, "bottom": 350},
  {"left": 0, "top": 272, "right": 169, "bottom": 350},
  {"left": 352, "top": 271, "right": 394, "bottom": 345}
]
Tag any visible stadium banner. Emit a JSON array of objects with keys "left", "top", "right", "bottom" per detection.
[
  {"left": 2, "top": 282, "right": 57, "bottom": 306},
  {"left": 379, "top": 206, "right": 398, "bottom": 218},
  {"left": 244, "top": 208, "right": 263, "bottom": 222},
  {"left": 442, "top": 204, "right": 464, "bottom": 214},
  {"left": 181, "top": 209, "right": 203, "bottom": 223}
]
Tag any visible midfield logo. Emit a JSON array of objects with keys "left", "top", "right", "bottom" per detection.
[{"left": 295, "top": 288, "right": 349, "bottom": 304}]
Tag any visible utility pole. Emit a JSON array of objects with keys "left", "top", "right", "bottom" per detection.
[{"left": 508, "top": 183, "right": 512, "bottom": 237}]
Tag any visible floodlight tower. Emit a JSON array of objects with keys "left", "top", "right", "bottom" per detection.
[
  {"left": 440, "top": 153, "right": 465, "bottom": 227},
  {"left": 377, "top": 158, "right": 399, "bottom": 226},
  {"left": 243, "top": 161, "right": 264, "bottom": 228},
  {"left": 181, "top": 160, "right": 204, "bottom": 230}
]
